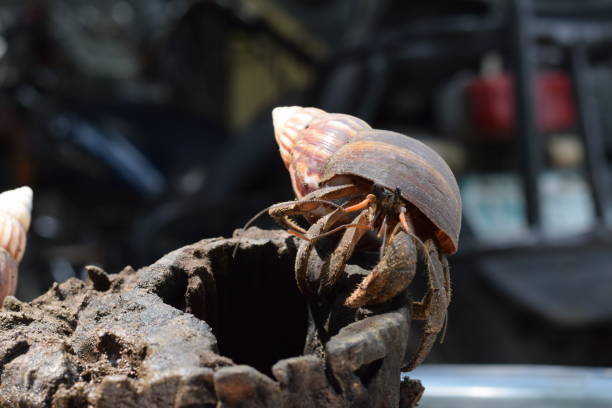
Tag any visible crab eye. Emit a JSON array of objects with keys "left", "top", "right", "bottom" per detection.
[{"left": 371, "top": 183, "right": 386, "bottom": 197}]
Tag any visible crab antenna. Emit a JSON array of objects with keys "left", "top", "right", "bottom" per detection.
[
  {"left": 306, "top": 221, "right": 373, "bottom": 243},
  {"left": 231, "top": 198, "right": 344, "bottom": 257}
]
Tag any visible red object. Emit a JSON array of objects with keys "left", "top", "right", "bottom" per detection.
[{"left": 467, "top": 71, "right": 576, "bottom": 136}]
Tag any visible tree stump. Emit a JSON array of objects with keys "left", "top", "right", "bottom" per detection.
[{"left": 0, "top": 228, "right": 422, "bottom": 407}]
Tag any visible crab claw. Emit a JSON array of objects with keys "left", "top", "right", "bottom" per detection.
[{"left": 345, "top": 229, "right": 417, "bottom": 308}]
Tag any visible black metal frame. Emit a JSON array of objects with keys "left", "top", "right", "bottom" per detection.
[{"left": 505, "top": 0, "right": 612, "bottom": 251}]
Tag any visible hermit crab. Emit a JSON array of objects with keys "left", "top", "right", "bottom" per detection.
[
  {"left": 0, "top": 186, "right": 33, "bottom": 304},
  {"left": 242, "top": 107, "right": 461, "bottom": 369}
]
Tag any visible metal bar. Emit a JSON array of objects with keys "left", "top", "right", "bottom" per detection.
[
  {"left": 409, "top": 365, "right": 612, "bottom": 407},
  {"left": 570, "top": 43, "right": 612, "bottom": 226},
  {"left": 510, "top": 0, "right": 542, "bottom": 231}
]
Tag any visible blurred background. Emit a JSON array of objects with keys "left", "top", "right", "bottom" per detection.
[{"left": 2, "top": 0, "right": 612, "bottom": 369}]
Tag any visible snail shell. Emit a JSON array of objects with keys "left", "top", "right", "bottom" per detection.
[
  {"left": 0, "top": 186, "right": 33, "bottom": 304},
  {"left": 273, "top": 107, "right": 371, "bottom": 198}
]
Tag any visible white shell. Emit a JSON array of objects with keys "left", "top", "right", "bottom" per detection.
[
  {"left": 0, "top": 186, "right": 32, "bottom": 304},
  {"left": 0, "top": 186, "right": 33, "bottom": 262}
]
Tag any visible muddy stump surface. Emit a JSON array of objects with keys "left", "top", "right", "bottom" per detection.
[{"left": 0, "top": 228, "right": 421, "bottom": 407}]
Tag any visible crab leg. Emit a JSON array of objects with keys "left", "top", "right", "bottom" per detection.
[
  {"left": 294, "top": 209, "right": 347, "bottom": 297},
  {"left": 267, "top": 184, "right": 362, "bottom": 234},
  {"left": 404, "top": 239, "right": 449, "bottom": 371},
  {"left": 320, "top": 208, "right": 372, "bottom": 293}
]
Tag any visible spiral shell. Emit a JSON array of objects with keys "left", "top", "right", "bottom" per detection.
[
  {"left": 272, "top": 106, "right": 326, "bottom": 170},
  {"left": 273, "top": 107, "right": 371, "bottom": 198},
  {"left": 0, "top": 186, "right": 33, "bottom": 304}
]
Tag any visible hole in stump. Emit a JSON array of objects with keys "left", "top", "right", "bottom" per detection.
[
  {"left": 157, "top": 266, "right": 189, "bottom": 311},
  {"left": 355, "top": 357, "right": 384, "bottom": 389},
  {"left": 98, "top": 333, "right": 123, "bottom": 367},
  {"left": 205, "top": 240, "right": 308, "bottom": 376}
]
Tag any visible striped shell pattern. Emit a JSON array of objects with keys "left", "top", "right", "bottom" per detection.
[{"left": 272, "top": 107, "right": 371, "bottom": 198}]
